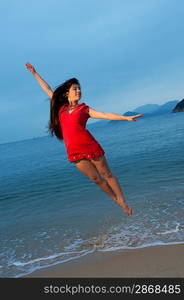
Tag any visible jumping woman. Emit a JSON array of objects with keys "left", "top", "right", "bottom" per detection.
[{"left": 25, "top": 63, "right": 142, "bottom": 216}]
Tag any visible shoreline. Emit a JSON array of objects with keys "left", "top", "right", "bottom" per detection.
[{"left": 25, "top": 243, "right": 184, "bottom": 278}]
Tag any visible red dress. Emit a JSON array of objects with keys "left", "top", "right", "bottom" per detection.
[{"left": 59, "top": 102, "right": 105, "bottom": 162}]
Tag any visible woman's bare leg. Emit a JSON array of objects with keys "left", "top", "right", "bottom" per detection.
[
  {"left": 74, "top": 159, "right": 117, "bottom": 202},
  {"left": 91, "top": 156, "right": 132, "bottom": 216}
]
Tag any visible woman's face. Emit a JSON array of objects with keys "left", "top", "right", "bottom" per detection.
[{"left": 67, "top": 84, "right": 81, "bottom": 102}]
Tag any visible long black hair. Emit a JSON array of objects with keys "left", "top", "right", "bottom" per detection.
[{"left": 48, "top": 78, "right": 80, "bottom": 141}]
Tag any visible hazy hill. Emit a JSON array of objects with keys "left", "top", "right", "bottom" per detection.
[
  {"left": 108, "top": 100, "right": 179, "bottom": 123},
  {"left": 132, "top": 100, "right": 179, "bottom": 116},
  {"left": 133, "top": 104, "right": 160, "bottom": 114},
  {"left": 123, "top": 111, "right": 140, "bottom": 116}
]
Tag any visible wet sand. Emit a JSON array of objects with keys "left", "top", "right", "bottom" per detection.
[{"left": 26, "top": 244, "right": 184, "bottom": 278}]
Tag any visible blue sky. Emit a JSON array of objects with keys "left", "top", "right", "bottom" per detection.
[{"left": 1, "top": 0, "right": 184, "bottom": 143}]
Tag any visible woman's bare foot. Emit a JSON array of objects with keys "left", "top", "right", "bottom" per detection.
[
  {"left": 123, "top": 205, "right": 132, "bottom": 216},
  {"left": 116, "top": 198, "right": 132, "bottom": 216}
]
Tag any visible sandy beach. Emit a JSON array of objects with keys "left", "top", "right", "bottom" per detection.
[{"left": 26, "top": 244, "right": 184, "bottom": 278}]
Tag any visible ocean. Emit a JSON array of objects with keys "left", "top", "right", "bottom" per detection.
[{"left": 0, "top": 112, "right": 184, "bottom": 277}]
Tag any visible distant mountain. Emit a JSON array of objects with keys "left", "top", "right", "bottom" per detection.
[
  {"left": 172, "top": 99, "right": 184, "bottom": 112},
  {"left": 123, "top": 111, "right": 140, "bottom": 116},
  {"left": 108, "top": 100, "right": 180, "bottom": 123},
  {"left": 123, "top": 100, "right": 179, "bottom": 117},
  {"left": 133, "top": 100, "right": 179, "bottom": 115},
  {"left": 133, "top": 104, "right": 160, "bottom": 114},
  {"left": 156, "top": 100, "right": 180, "bottom": 113}
]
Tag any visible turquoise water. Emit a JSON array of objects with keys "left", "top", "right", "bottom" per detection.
[{"left": 0, "top": 112, "right": 184, "bottom": 277}]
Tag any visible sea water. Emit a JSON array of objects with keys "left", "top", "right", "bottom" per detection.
[{"left": 0, "top": 112, "right": 184, "bottom": 277}]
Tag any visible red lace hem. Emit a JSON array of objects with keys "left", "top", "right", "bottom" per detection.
[{"left": 68, "top": 149, "right": 105, "bottom": 162}]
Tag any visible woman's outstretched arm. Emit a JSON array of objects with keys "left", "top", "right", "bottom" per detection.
[
  {"left": 89, "top": 108, "right": 142, "bottom": 121},
  {"left": 25, "top": 63, "right": 53, "bottom": 99}
]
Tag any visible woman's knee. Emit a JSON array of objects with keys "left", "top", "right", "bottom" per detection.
[
  {"left": 91, "top": 175, "right": 103, "bottom": 185},
  {"left": 101, "top": 170, "right": 114, "bottom": 180}
]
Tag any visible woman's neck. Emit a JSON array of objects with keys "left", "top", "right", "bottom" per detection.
[{"left": 68, "top": 101, "right": 79, "bottom": 107}]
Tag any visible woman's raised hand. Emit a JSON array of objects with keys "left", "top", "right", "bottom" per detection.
[
  {"left": 25, "top": 62, "right": 53, "bottom": 98},
  {"left": 126, "top": 114, "right": 143, "bottom": 121},
  {"left": 25, "top": 62, "right": 36, "bottom": 74}
]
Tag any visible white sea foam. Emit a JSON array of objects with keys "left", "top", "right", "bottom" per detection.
[
  {"left": 99, "top": 241, "right": 184, "bottom": 252},
  {"left": 13, "top": 247, "right": 96, "bottom": 278},
  {"left": 156, "top": 223, "right": 181, "bottom": 235},
  {"left": 13, "top": 248, "right": 95, "bottom": 267}
]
